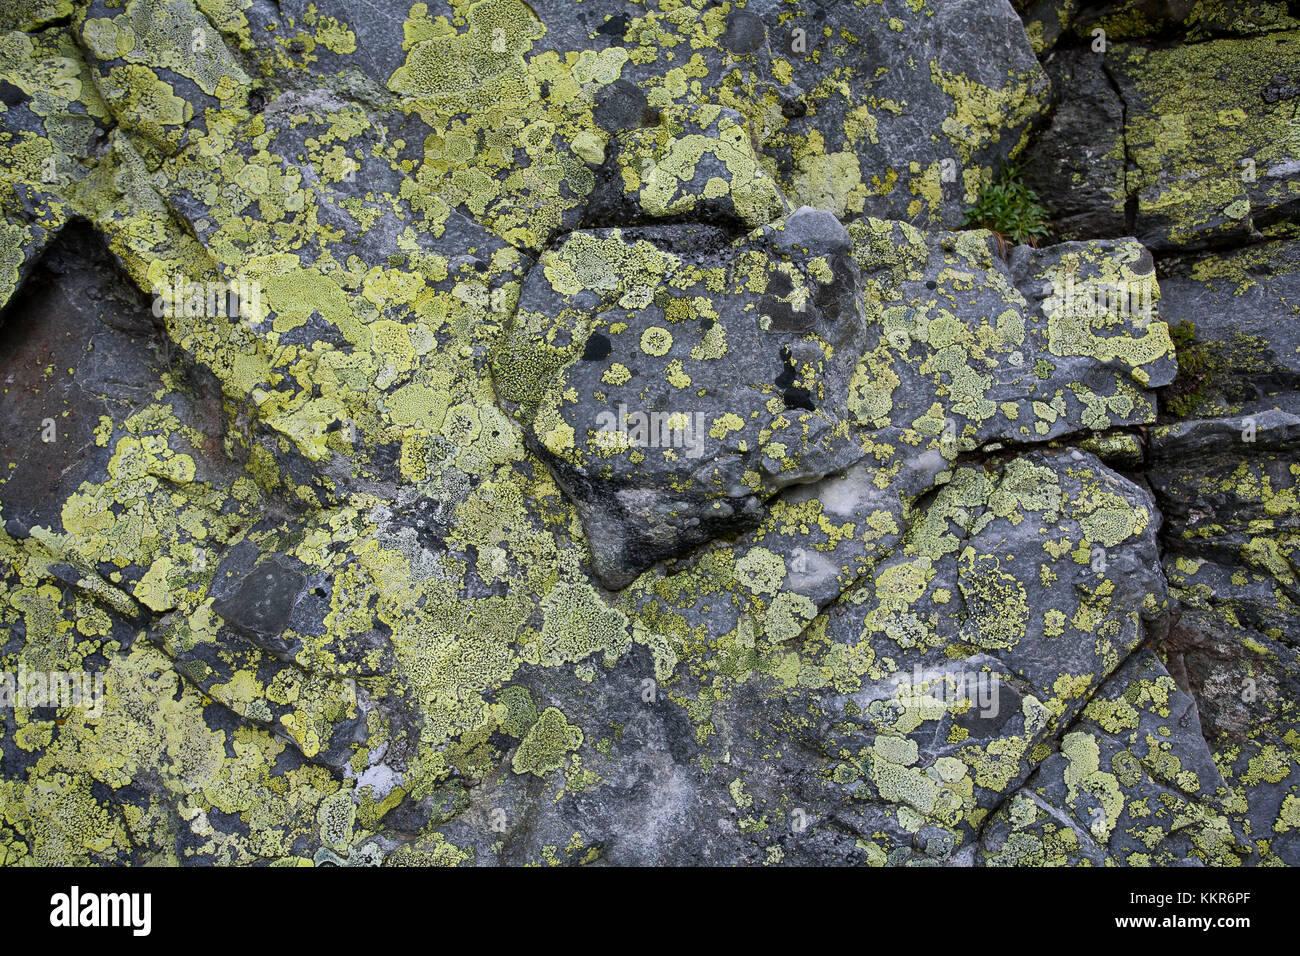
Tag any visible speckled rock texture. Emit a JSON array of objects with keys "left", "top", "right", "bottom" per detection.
[{"left": 0, "top": 0, "right": 1295, "bottom": 867}]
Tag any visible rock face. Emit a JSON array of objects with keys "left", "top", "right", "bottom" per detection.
[
  {"left": 1021, "top": 50, "right": 1127, "bottom": 241},
  {"left": 494, "top": 209, "right": 869, "bottom": 588},
  {"left": 980, "top": 648, "right": 1247, "bottom": 866},
  {"left": 1023, "top": 13, "right": 1300, "bottom": 250},
  {"left": 1111, "top": 31, "right": 1300, "bottom": 251},
  {"left": 0, "top": 0, "right": 1295, "bottom": 868}
]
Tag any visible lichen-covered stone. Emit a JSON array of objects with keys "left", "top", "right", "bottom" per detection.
[
  {"left": 980, "top": 649, "right": 1249, "bottom": 866},
  {"left": 495, "top": 209, "right": 867, "bottom": 587},
  {"left": 1070, "top": 0, "right": 1299, "bottom": 45},
  {"left": 0, "top": 0, "right": 1294, "bottom": 869},
  {"left": 1109, "top": 31, "right": 1300, "bottom": 251},
  {"left": 1158, "top": 239, "right": 1300, "bottom": 418}
]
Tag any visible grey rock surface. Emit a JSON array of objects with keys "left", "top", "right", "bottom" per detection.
[{"left": 0, "top": 0, "right": 1295, "bottom": 869}]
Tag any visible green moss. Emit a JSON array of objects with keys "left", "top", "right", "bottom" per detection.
[{"left": 1163, "top": 320, "right": 1213, "bottom": 418}]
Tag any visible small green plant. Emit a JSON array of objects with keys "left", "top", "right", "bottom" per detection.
[{"left": 962, "top": 165, "right": 1051, "bottom": 248}]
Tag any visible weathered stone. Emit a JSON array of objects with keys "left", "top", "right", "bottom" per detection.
[
  {"left": 1071, "top": 0, "right": 1300, "bottom": 44},
  {"left": 584, "top": 102, "right": 789, "bottom": 230},
  {"left": 1015, "top": 0, "right": 1081, "bottom": 55},
  {"left": 494, "top": 210, "right": 868, "bottom": 588},
  {"left": 980, "top": 649, "right": 1249, "bottom": 866},
  {"left": 1158, "top": 238, "right": 1300, "bottom": 417},
  {"left": 1109, "top": 31, "right": 1300, "bottom": 251},
  {"left": 0, "top": 0, "right": 1295, "bottom": 870},
  {"left": 1021, "top": 50, "right": 1128, "bottom": 240}
]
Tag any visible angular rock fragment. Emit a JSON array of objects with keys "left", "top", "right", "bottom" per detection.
[
  {"left": 743, "top": 0, "right": 1050, "bottom": 227},
  {"left": 1152, "top": 410, "right": 1300, "bottom": 645},
  {"left": 1150, "top": 410, "right": 1300, "bottom": 741},
  {"left": 1158, "top": 238, "right": 1300, "bottom": 417},
  {"left": 801, "top": 449, "right": 1169, "bottom": 862},
  {"left": 495, "top": 207, "right": 868, "bottom": 588},
  {"left": 211, "top": 549, "right": 308, "bottom": 645},
  {"left": 584, "top": 103, "right": 788, "bottom": 230},
  {"left": 980, "top": 649, "right": 1249, "bottom": 866},
  {"left": 1014, "top": 0, "right": 1080, "bottom": 55},
  {"left": 1214, "top": 732, "right": 1300, "bottom": 865},
  {"left": 853, "top": 223, "right": 1174, "bottom": 444},
  {"left": 1110, "top": 30, "right": 1300, "bottom": 250},
  {"left": 1021, "top": 50, "right": 1128, "bottom": 241},
  {"left": 1071, "top": 0, "right": 1299, "bottom": 44}
]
